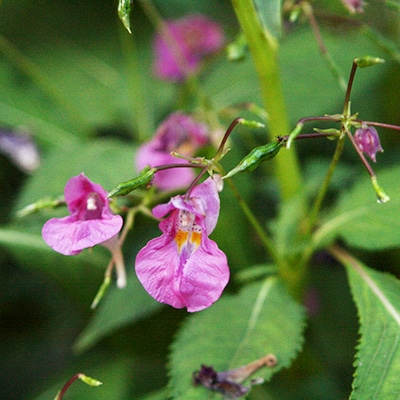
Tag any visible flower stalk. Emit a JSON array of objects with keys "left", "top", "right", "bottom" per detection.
[{"left": 54, "top": 373, "right": 102, "bottom": 400}]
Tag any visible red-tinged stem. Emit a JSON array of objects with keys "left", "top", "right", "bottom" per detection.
[
  {"left": 184, "top": 167, "right": 209, "bottom": 201},
  {"left": 343, "top": 60, "right": 358, "bottom": 115},
  {"left": 56, "top": 374, "right": 83, "bottom": 400},
  {"left": 357, "top": 120, "right": 400, "bottom": 131},
  {"left": 154, "top": 163, "right": 206, "bottom": 172},
  {"left": 214, "top": 117, "right": 244, "bottom": 160},
  {"left": 344, "top": 127, "right": 376, "bottom": 178}
]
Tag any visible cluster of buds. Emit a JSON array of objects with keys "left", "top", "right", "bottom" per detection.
[{"left": 286, "top": 56, "right": 395, "bottom": 204}]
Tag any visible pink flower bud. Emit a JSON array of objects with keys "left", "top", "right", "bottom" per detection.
[{"left": 354, "top": 126, "right": 383, "bottom": 162}]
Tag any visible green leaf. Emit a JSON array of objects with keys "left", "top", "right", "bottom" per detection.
[
  {"left": 138, "top": 387, "right": 170, "bottom": 400},
  {"left": 254, "top": 0, "right": 281, "bottom": 38},
  {"left": 0, "top": 225, "right": 107, "bottom": 305},
  {"left": 314, "top": 165, "right": 400, "bottom": 250},
  {"left": 168, "top": 277, "right": 306, "bottom": 399},
  {"left": 332, "top": 247, "right": 400, "bottom": 400},
  {"left": 74, "top": 272, "right": 162, "bottom": 353}
]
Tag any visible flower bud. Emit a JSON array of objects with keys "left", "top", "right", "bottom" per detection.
[
  {"left": 342, "top": 0, "right": 365, "bottom": 14},
  {"left": 223, "top": 139, "right": 283, "bottom": 179},
  {"left": 354, "top": 126, "right": 383, "bottom": 162},
  {"left": 355, "top": 56, "right": 385, "bottom": 68},
  {"left": 108, "top": 167, "right": 156, "bottom": 197}
]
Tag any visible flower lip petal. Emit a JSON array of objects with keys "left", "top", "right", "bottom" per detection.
[
  {"left": 135, "top": 231, "right": 229, "bottom": 312},
  {"left": 42, "top": 214, "right": 123, "bottom": 255},
  {"left": 180, "top": 237, "right": 229, "bottom": 312},
  {"left": 135, "top": 235, "right": 186, "bottom": 308}
]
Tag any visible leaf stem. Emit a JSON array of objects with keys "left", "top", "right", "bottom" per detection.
[{"left": 306, "top": 133, "right": 346, "bottom": 236}]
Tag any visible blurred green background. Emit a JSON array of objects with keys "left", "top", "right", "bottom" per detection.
[{"left": 1, "top": 0, "right": 400, "bottom": 399}]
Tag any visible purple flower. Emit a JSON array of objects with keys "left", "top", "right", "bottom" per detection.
[
  {"left": 153, "top": 14, "right": 225, "bottom": 81},
  {"left": 135, "top": 175, "right": 229, "bottom": 312},
  {"left": 135, "top": 112, "right": 209, "bottom": 191},
  {"left": 42, "top": 173, "right": 123, "bottom": 255},
  {"left": 42, "top": 174, "right": 126, "bottom": 286},
  {"left": 354, "top": 125, "right": 383, "bottom": 162}
]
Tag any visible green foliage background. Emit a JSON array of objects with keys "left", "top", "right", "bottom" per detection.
[{"left": 1, "top": 0, "right": 400, "bottom": 399}]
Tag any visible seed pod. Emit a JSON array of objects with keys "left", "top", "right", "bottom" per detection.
[
  {"left": 108, "top": 167, "right": 156, "bottom": 197},
  {"left": 223, "top": 140, "right": 283, "bottom": 179}
]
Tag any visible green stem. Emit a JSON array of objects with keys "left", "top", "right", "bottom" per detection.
[
  {"left": 231, "top": 0, "right": 303, "bottom": 201},
  {"left": 231, "top": 0, "right": 306, "bottom": 298},
  {"left": 226, "top": 178, "right": 279, "bottom": 264},
  {"left": 306, "top": 133, "right": 346, "bottom": 235}
]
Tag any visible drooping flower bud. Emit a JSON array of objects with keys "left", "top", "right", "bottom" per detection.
[
  {"left": 341, "top": 0, "right": 365, "bottom": 14},
  {"left": 354, "top": 125, "right": 383, "bottom": 162}
]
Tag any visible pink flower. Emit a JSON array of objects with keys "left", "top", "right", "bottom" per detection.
[
  {"left": 354, "top": 125, "right": 383, "bottom": 162},
  {"left": 42, "top": 173, "right": 123, "bottom": 255},
  {"left": 42, "top": 174, "right": 126, "bottom": 287},
  {"left": 135, "top": 112, "right": 209, "bottom": 191},
  {"left": 135, "top": 176, "right": 229, "bottom": 312},
  {"left": 153, "top": 14, "right": 225, "bottom": 81}
]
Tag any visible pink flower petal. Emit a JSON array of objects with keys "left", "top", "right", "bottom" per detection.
[
  {"left": 135, "top": 112, "right": 210, "bottom": 191},
  {"left": 136, "top": 175, "right": 228, "bottom": 311},
  {"left": 42, "top": 215, "right": 123, "bottom": 255},
  {"left": 135, "top": 233, "right": 229, "bottom": 312},
  {"left": 65, "top": 173, "right": 109, "bottom": 215}
]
